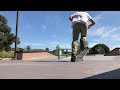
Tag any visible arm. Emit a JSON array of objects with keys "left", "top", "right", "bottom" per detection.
[
  {"left": 88, "top": 19, "right": 95, "bottom": 29},
  {"left": 69, "top": 16, "right": 73, "bottom": 22}
]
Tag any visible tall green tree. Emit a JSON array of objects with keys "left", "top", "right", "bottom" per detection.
[
  {"left": 0, "top": 14, "right": 20, "bottom": 51},
  {"left": 46, "top": 48, "right": 49, "bottom": 51},
  {"left": 26, "top": 46, "right": 31, "bottom": 50},
  {"left": 92, "top": 44, "right": 110, "bottom": 54},
  {"left": 55, "top": 45, "right": 60, "bottom": 56}
]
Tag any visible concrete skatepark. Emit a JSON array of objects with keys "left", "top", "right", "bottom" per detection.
[
  {"left": 1, "top": 11, "right": 120, "bottom": 79},
  {"left": 0, "top": 55, "right": 120, "bottom": 79}
]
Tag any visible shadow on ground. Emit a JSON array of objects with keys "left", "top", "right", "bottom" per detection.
[
  {"left": 32, "top": 60, "right": 69, "bottom": 62},
  {"left": 84, "top": 68, "right": 120, "bottom": 79}
]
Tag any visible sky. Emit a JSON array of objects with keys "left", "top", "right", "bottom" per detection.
[{"left": 0, "top": 11, "right": 120, "bottom": 51}]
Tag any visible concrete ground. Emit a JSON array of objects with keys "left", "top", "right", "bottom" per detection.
[{"left": 0, "top": 56, "right": 120, "bottom": 79}]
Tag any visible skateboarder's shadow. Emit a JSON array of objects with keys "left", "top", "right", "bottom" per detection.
[
  {"left": 84, "top": 68, "right": 120, "bottom": 79},
  {"left": 32, "top": 61, "right": 69, "bottom": 62}
]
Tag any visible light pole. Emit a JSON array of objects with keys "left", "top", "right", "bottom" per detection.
[
  {"left": 14, "top": 11, "right": 19, "bottom": 60},
  {"left": 0, "top": 21, "right": 2, "bottom": 25}
]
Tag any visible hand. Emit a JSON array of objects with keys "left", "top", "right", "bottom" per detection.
[
  {"left": 69, "top": 16, "right": 73, "bottom": 22},
  {"left": 88, "top": 19, "right": 95, "bottom": 29},
  {"left": 88, "top": 25, "right": 91, "bottom": 29},
  {"left": 89, "top": 19, "right": 95, "bottom": 26}
]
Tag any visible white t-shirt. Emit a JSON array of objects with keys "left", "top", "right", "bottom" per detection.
[{"left": 70, "top": 11, "right": 92, "bottom": 28}]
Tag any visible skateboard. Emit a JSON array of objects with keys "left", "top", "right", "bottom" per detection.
[{"left": 76, "top": 47, "right": 89, "bottom": 61}]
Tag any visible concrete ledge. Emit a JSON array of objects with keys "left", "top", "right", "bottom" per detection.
[{"left": 17, "top": 51, "right": 56, "bottom": 60}]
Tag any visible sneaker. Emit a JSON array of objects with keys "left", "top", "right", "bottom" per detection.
[{"left": 71, "top": 54, "right": 76, "bottom": 62}]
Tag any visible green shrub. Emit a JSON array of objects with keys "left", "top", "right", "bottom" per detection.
[{"left": 0, "top": 51, "right": 14, "bottom": 58}]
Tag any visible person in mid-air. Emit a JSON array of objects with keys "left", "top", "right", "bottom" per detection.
[{"left": 69, "top": 11, "right": 95, "bottom": 62}]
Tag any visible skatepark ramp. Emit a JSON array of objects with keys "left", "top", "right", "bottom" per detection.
[
  {"left": 104, "top": 48, "right": 120, "bottom": 56},
  {"left": 17, "top": 51, "right": 57, "bottom": 60}
]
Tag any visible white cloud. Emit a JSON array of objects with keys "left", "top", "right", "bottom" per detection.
[
  {"left": 50, "top": 41, "right": 60, "bottom": 47},
  {"left": 88, "top": 26, "right": 110, "bottom": 36},
  {"left": 31, "top": 43, "right": 44, "bottom": 46},
  {"left": 22, "top": 42, "right": 29, "bottom": 45},
  {"left": 110, "top": 34, "right": 120, "bottom": 41},
  {"left": 87, "top": 24, "right": 120, "bottom": 50},
  {"left": 109, "top": 44, "right": 120, "bottom": 51},
  {"left": 93, "top": 15, "right": 103, "bottom": 22},
  {"left": 88, "top": 25, "right": 120, "bottom": 42},
  {"left": 92, "top": 39, "right": 100, "bottom": 42},
  {"left": 88, "top": 42, "right": 99, "bottom": 48},
  {"left": 93, "top": 12, "right": 105, "bottom": 22},
  {"left": 22, "top": 42, "right": 44, "bottom": 46},
  {"left": 87, "top": 12, "right": 120, "bottom": 50},
  {"left": 59, "top": 43, "right": 71, "bottom": 49},
  {"left": 22, "top": 41, "right": 71, "bottom": 50},
  {"left": 101, "top": 26, "right": 120, "bottom": 38}
]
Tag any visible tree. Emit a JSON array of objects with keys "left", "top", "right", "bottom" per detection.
[
  {"left": 55, "top": 45, "right": 60, "bottom": 56},
  {"left": 26, "top": 46, "right": 31, "bottom": 50},
  {"left": 91, "top": 44, "right": 110, "bottom": 54},
  {"left": 0, "top": 14, "right": 20, "bottom": 52},
  {"left": 46, "top": 48, "right": 49, "bottom": 51}
]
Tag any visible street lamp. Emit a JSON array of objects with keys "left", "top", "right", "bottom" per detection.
[{"left": 14, "top": 11, "right": 19, "bottom": 60}]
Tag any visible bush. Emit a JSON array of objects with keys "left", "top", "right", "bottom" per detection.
[
  {"left": 92, "top": 44, "right": 110, "bottom": 54},
  {"left": 0, "top": 51, "right": 14, "bottom": 58}
]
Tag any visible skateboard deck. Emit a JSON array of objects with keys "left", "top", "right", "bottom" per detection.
[{"left": 76, "top": 48, "right": 89, "bottom": 61}]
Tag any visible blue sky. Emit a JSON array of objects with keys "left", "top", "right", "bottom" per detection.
[{"left": 0, "top": 11, "right": 120, "bottom": 51}]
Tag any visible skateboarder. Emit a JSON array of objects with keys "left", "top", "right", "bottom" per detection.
[{"left": 69, "top": 11, "right": 95, "bottom": 62}]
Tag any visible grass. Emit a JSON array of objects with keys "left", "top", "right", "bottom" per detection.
[{"left": 0, "top": 51, "right": 14, "bottom": 58}]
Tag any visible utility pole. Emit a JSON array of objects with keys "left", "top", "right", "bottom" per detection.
[{"left": 14, "top": 11, "right": 19, "bottom": 60}]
